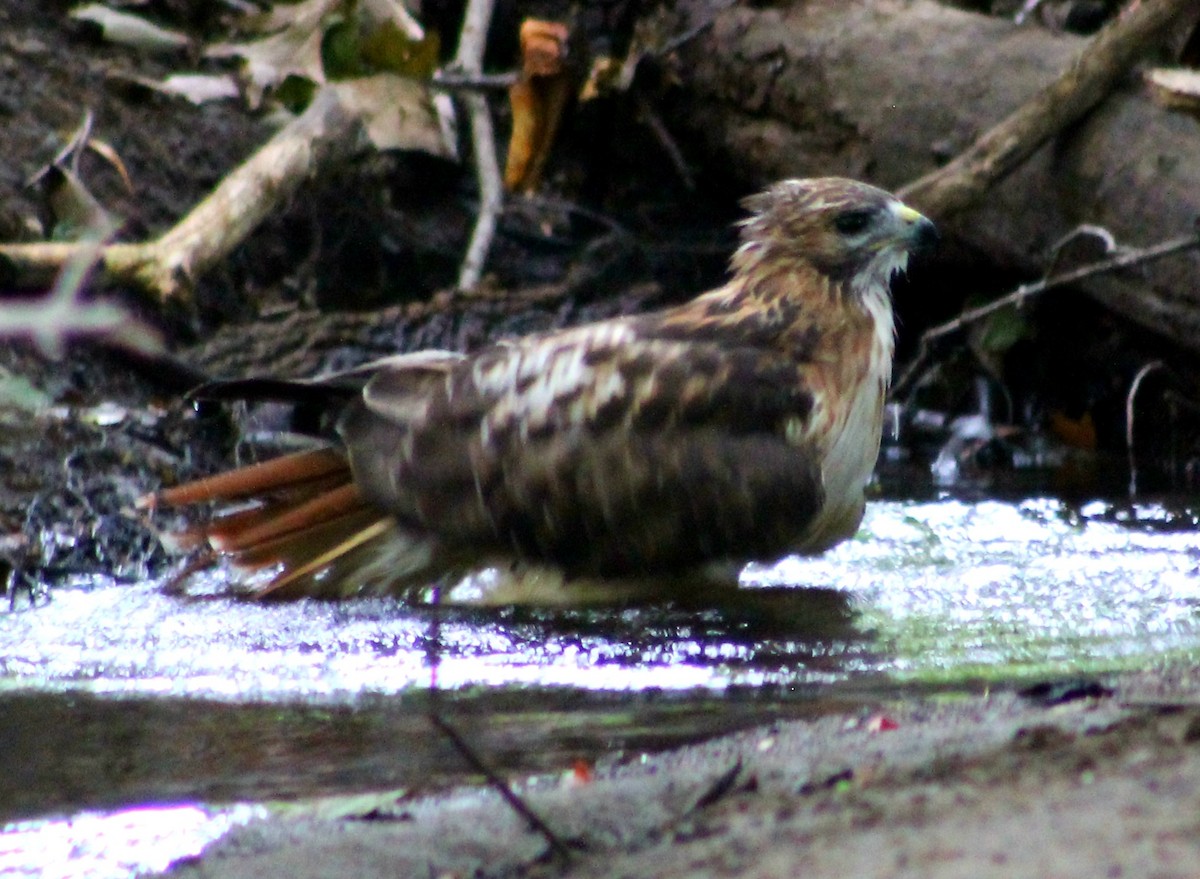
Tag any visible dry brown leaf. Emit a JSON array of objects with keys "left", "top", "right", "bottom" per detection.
[
  {"left": 207, "top": 0, "right": 429, "bottom": 108},
  {"left": 84, "top": 138, "right": 135, "bottom": 193},
  {"left": 504, "top": 20, "right": 570, "bottom": 194}
]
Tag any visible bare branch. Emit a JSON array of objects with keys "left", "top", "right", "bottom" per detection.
[
  {"left": 900, "top": 0, "right": 1196, "bottom": 218},
  {"left": 451, "top": 0, "right": 503, "bottom": 291},
  {"left": 891, "top": 227, "right": 1200, "bottom": 400},
  {"left": 0, "top": 77, "right": 445, "bottom": 304}
]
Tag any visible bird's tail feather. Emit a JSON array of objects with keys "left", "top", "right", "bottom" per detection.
[{"left": 142, "top": 448, "right": 431, "bottom": 600}]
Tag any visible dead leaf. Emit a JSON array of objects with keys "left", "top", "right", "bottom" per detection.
[
  {"left": 207, "top": 0, "right": 340, "bottom": 107},
  {"left": 519, "top": 20, "right": 569, "bottom": 77},
  {"left": 84, "top": 138, "right": 134, "bottom": 193},
  {"left": 70, "top": 4, "right": 191, "bottom": 54},
  {"left": 580, "top": 56, "right": 620, "bottom": 103},
  {"left": 109, "top": 71, "right": 242, "bottom": 106},
  {"left": 328, "top": 74, "right": 456, "bottom": 158},
  {"left": 40, "top": 166, "right": 120, "bottom": 241},
  {"left": 579, "top": 7, "right": 683, "bottom": 101},
  {"left": 208, "top": 0, "right": 433, "bottom": 107},
  {"left": 504, "top": 20, "right": 570, "bottom": 194},
  {"left": 865, "top": 713, "right": 900, "bottom": 733}
]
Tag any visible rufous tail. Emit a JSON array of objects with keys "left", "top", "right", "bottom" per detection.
[{"left": 141, "top": 448, "right": 402, "bottom": 600}]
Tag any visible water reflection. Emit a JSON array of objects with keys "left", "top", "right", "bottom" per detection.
[
  {"left": 0, "top": 579, "right": 869, "bottom": 699},
  {"left": 3, "top": 496, "right": 1200, "bottom": 702},
  {"left": 0, "top": 804, "right": 262, "bottom": 879}
]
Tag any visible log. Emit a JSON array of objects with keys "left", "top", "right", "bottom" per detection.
[{"left": 677, "top": 0, "right": 1200, "bottom": 352}]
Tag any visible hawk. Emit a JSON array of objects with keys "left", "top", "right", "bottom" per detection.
[{"left": 146, "top": 178, "right": 936, "bottom": 603}]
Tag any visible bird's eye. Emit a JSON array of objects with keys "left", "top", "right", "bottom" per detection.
[{"left": 834, "top": 210, "right": 874, "bottom": 235}]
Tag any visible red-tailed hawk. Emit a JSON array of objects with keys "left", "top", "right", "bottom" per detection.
[{"left": 146, "top": 178, "right": 936, "bottom": 603}]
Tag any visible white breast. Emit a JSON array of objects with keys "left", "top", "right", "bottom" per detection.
[{"left": 804, "top": 288, "right": 894, "bottom": 550}]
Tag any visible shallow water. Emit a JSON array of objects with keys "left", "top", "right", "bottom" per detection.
[{"left": 3, "top": 493, "right": 1200, "bottom": 876}]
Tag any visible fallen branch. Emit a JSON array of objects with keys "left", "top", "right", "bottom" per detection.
[
  {"left": 0, "top": 76, "right": 446, "bottom": 304},
  {"left": 900, "top": 0, "right": 1197, "bottom": 218},
  {"left": 0, "top": 88, "right": 360, "bottom": 303},
  {"left": 891, "top": 225, "right": 1200, "bottom": 399},
  {"left": 452, "top": 0, "right": 503, "bottom": 291}
]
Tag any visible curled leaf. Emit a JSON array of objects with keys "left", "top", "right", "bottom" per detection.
[{"left": 504, "top": 20, "right": 570, "bottom": 194}]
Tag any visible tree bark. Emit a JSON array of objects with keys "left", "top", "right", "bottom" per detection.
[{"left": 677, "top": 0, "right": 1200, "bottom": 352}]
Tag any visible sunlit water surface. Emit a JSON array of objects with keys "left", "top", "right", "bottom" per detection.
[{"left": 3, "top": 495, "right": 1200, "bottom": 877}]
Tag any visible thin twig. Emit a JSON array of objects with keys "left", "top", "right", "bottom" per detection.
[
  {"left": 452, "top": 0, "right": 503, "bottom": 291},
  {"left": 656, "top": 17, "right": 717, "bottom": 59},
  {"left": 429, "top": 713, "right": 576, "bottom": 861},
  {"left": 432, "top": 70, "right": 520, "bottom": 91},
  {"left": 891, "top": 228, "right": 1200, "bottom": 400},
  {"left": 421, "top": 579, "right": 572, "bottom": 863},
  {"left": 1126, "top": 360, "right": 1165, "bottom": 496},
  {"left": 635, "top": 93, "right": 695, "bottom": 191}
]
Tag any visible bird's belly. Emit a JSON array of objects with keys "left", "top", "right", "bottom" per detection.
[{"left": 799, "top": 377, "right": 886, "bottom": 552}]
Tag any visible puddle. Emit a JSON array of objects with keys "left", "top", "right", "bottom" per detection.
[
  {"left": 3, "top": 494, "right": 1200, "bottom": 876},
  {"left": 5, "top": 496, "right": 1198, "bottom": 701}
]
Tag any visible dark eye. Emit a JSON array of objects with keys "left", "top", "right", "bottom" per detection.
[{"left": 834, "top": 210, "right": 874, "bottom": 235}]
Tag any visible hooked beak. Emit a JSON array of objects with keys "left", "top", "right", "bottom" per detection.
[{"left": 894, "top": 203, "right": 939, "bottom": 257}]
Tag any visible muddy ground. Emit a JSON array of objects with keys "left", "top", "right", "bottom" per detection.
[
  {"left": 3, "top": 3, "right": 1200, "bottom": 878},
  {"left": 156, "top": 677, "right": 1200, "bottom": 879}
]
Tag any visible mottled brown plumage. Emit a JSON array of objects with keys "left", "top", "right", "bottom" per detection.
[{"left": 147, "top": 178, "right": 936, "bottom": 603}]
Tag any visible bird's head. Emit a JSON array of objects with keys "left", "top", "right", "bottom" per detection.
[{"left": 736, "top": 177, "right": 937, "bottom": 298}]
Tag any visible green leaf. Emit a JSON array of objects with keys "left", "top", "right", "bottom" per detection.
[
  {"left": 275, "top": 74, "right": 318, "bottom": 111},
  {"left": 976, "top": 304, "right": 1030, "bottom": 354},
  {"left": 322, "top": 14, "right": 363, "bottom": 79},
  {"left": 361, "top": 21, "right": 440, "bottom": 77}
]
